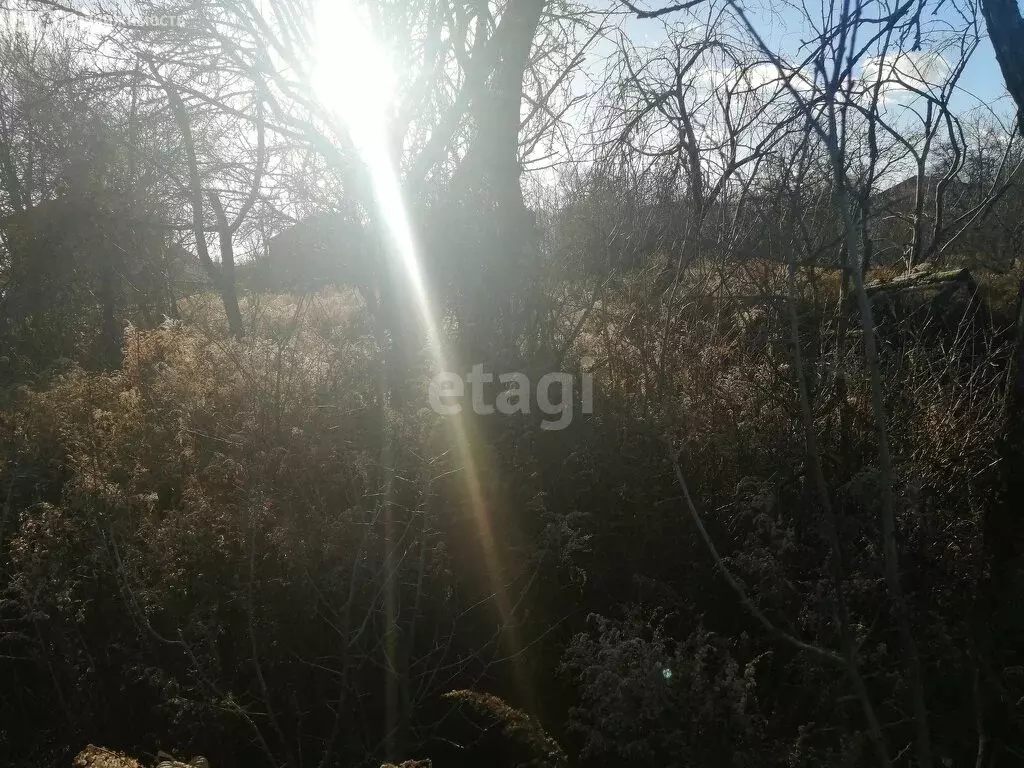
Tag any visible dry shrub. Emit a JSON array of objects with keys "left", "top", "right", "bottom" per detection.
[
  {"left": 442, "top": 690, "right": 567, "bottom": 768},
  {"left": 554, "top": 258, "right": 1013, "bottom": 767},
  {"left": 0, "top": 293, "right": 465, "bottom": 766},
  {"left": 561, "top": 608, "right": 772, "bottom": 767},
  {"left": 72, "top": 745, "right": 143, "bottom": 768},
  {"left": 2, "top": 266, "right": 1017, "bottom": 767}
]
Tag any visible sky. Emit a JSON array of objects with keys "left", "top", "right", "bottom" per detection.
[
  {"left": 951, "top": 36, "right": 1011, "bottom": 111},
  {"left": 3, "top": 0, "right": 1015, "bottom": 124},
  {"left": 620, "top": 0, "right": 1016, "bottom": 123}
]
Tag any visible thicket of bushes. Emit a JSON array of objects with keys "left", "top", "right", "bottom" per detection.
[
  {"left": 2, "top": 266, "right": 1021, "bottom": 766},
  {"left": 3, "top": 2, "right": 1024, "bottom": 765}
]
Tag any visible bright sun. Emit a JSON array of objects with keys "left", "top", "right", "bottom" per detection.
[
  {"left": 311, "top": 0, "right": 396, "bottom": 147},
  {"left": 309, "top": 0, "right": 439, "bottom": 359}
]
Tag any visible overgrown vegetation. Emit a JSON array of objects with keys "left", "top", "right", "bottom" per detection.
[{"left": 2, "top": 0, "right": 1024, "bottom": 766}]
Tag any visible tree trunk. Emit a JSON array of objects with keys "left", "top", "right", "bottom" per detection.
[
  {"left": 151, "top": 63, "right": 244, "bottom": 338},
  {"left": 209, "top": 193, "right": 245, "bottom": 338},
  {"left": 981, "top": 0, "right": 1024, "bottom": 119}
]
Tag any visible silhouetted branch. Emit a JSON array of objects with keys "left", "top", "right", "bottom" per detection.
[{"left": 621, "top": 0, "right": 706, "bottom": 18}]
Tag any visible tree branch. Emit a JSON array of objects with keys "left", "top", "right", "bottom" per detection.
[
  {"left": 621, "top": 0, "right": 707, "bottom": 19},
  {"left": 667, "top": 446, "right": 845, "bottom": 668}
]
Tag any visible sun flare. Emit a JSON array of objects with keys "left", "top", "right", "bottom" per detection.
[
  {"left": 311, "top": 1, "right": 396, "bottom": 146},
  {"left": 310, "top": 1, "right": 520, "bottom": 717}
]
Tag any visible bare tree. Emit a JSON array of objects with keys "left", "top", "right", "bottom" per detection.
[{"left": 614, "top": 2, "right": 1006, "bottom": 766}]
